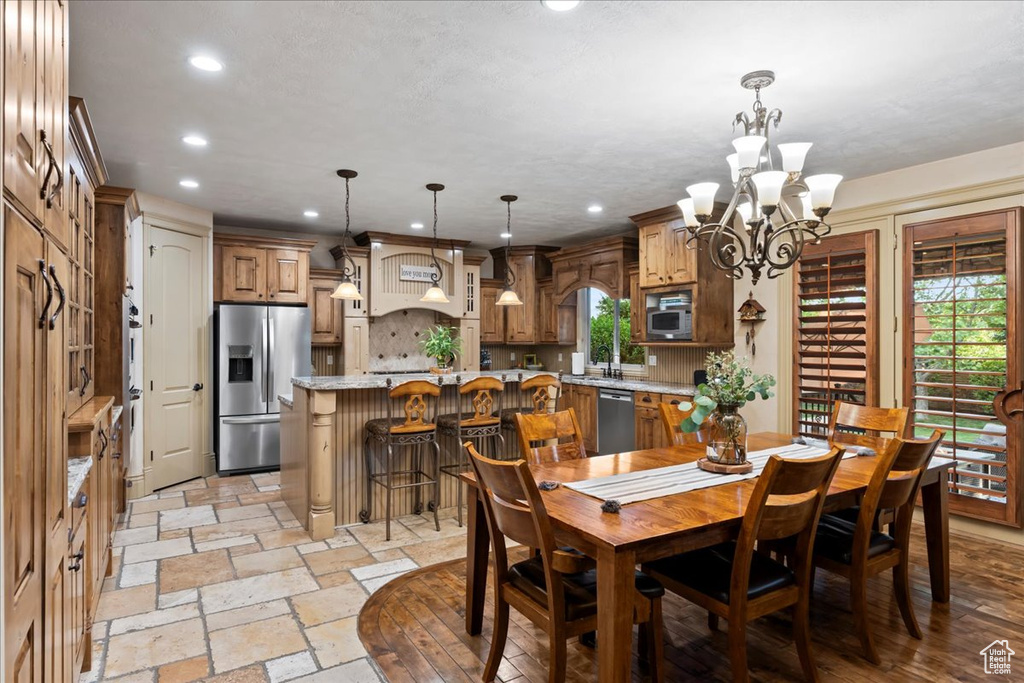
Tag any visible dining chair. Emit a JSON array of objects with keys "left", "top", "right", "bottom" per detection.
[
  {"left": 658, "top": 401, "right": 704, "bottom": 446},
  {"left": 513, "top": 408, "right": 586, "bottom": 465},
  {"left": 828, "top": 400, "right": 909, "bottom": 448},
  {"left": 812, "top": 430, "right": 943, "bottom": 664},
  {"left": 464, "top": 442, "right": 665, "bottom": 683},
  {"left": 643, "top": 447, "right": 844, "bottom": 683}
]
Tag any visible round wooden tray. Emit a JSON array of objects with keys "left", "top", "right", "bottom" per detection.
[{"left": 697, "top": 457, "right": 753, "bottom": 474}]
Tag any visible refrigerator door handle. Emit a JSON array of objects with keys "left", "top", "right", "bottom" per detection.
[
  {"left": 267, "top": 317, "right": 275, "bottom": 406},
  {"left": 222, "top": 415, "right": 279, "bottom": 426}
]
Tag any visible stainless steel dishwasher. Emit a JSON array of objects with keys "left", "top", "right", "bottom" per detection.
[{"left": 597, "top": 388, "right": 635, "bottom": 455}]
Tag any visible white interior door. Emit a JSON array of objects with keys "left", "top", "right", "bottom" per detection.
[{"left": 146, "top": 226, "right": 205, "bottom": 490}]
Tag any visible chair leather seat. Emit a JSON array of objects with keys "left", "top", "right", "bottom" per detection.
[
  {"left": 364, "top": 417, "right": 434, "bottom": 436},
  {"left": 644, "top": 541, "right": 795, "bottom": 604},
  {"left": 437, "top": 413, "right": 501, "bottom": 432},
  {"left": 814, "top": 513, "right": 895, "bottom": 565},
  {"left": 508, "top": 556, "right": 663, "bottom": 622}
]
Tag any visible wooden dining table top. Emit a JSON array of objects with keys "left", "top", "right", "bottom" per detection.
[{"left": 461, "top": 431, "right": 955, "bottom": 553}]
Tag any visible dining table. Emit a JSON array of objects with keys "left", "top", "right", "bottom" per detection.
[{"left": 460, "top": 431, "right": 955, "bottom": 683}]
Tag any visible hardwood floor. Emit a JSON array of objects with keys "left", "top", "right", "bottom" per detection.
[{"left": 357, "top": 525, "right": 1024, "bottom": 682}]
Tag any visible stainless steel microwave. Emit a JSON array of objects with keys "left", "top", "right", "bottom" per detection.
[{"left": 647, "top": 305, "right": 692, "bottom": 340}]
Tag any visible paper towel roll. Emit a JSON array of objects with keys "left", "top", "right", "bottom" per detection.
[{"left": 571, "top": 352, "right": 585, "bottom": 375}]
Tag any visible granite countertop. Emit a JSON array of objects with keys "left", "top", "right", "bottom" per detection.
[
  {"left": 279, "top": 394, "right": 293, "bottom": 408},
  {"left": 560, "top": 374, "right": 696, "bottom": 395},
  {"left": 67, "top": 456, "right": 93, "bottom": 506}
]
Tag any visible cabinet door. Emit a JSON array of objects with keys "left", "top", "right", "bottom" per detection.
[
  {"left": 89, "top": 420, "right": 111, "bottom": 615},
  {"left": 65, "top": 157, "right": 83, "bottom": 413},
  {"left": 3, "top": 205, "right": 46, "bottom": 683},
  {"left": 479, "top": 285, "right": 504, "bottom": 343},
  {"left": 634, "top": 407, "right": 658, "bottom": 451},
  {"left": 68, "top": 513, "right": 87, "bottom": 675},
  {"left": 39, "top": 0, "right": 67, "bottom": 247},
  {"left": 505, "top": 255, "right": 536, "bottom": 343},
  {"left": 267, "top": 248, "right": 308, "bottom": 304},
  {"left": 639, "top": 224, "right": 667, "bottom": 287},
  {"left": 220, "top": 246, "right": 266, "bottom": 302},
  {"left": 459, "top": 320, "right": 480, "bottom": 372},
  {"left": 80, "top": 166, "right": 96, "bottom": 407},
  {"left": 309, "top": 276, "right": 343, "bottom": 345},
  {"left": 572, "top": 385, "right": 598, "bottom": 453},
  {"left": 3, "top": 0, "right": 42, "bottom": 221},
  {"left": 628, "top": 268, "right": 643, "bottom": 343},
  {"left": 538, "top": 284, "right": 556, "bottom": 343},
  {"left": 666, "top": 227, "right": 696, "bottom": 284},
  {"left": 343, "top": 317, "right": 370, "bottom": 375},
  {"left": 44, "top": 532, "right": 67, "bottom": 683}
]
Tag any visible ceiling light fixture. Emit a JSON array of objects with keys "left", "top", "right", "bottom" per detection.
[
  {"left": 188, "top": 55, "right": 223, "bottom": 72},
  {"left": 179, "top": 179, "right": 199, "bottom": 189},
  {"left": 182, "top": 135, "right": 208, "bottom": 147},
  {"left": 496, "top": 196, "right": 524, "bottom": 307},
  {"left": 410, "top": 222, "right": 424, "bottom": 230},
  {"left": 680, "top": 70, "right": 841, "bottom": 284},
  {"left": 420, "top": 184, "right": 450, "bottom": 304},
  {"left": 541, "top": 0, "right": 581, "bottom": 11},
  {"left": 587, "top": 204, "right": 603, "bottom": 213},
  {"left": 330, "top": 170, "right": 364, "bottom": 301},
  {"left": 500, "top": 232, "right": 512, "bottom": 240},
  {"left": 303, "top": 210, "right": 319, "bottom": 218}
]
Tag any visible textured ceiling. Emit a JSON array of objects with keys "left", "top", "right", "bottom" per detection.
[{"left": 70, "top": 1, "right": 1024, "bottom": 249}]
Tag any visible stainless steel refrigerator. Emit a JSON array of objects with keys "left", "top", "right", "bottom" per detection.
[{"left": 215, "top": 304, "right": 311, "bottom": 474}]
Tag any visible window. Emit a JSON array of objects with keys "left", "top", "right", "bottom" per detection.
[
  {"left": 793, "top": 231, "right": 879, "bottom": 439},
  {"left": 904, "top": 209, "right": 1019, "bottom": 525},
  {"left": 582, "top": 288, "right": 644, "bottom": 367}
]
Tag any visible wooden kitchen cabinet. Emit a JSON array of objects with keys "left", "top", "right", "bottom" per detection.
[
  {"left": 68, "top": 497, "right": 88, "bottom": 677},
  {"left": 565, "top": 383, "right": 598, "bottom": 453},
  {"left": 309, "top": 268, "right": 344, "bottom": 345},
  {"left": 635, "top": 405, "right": 662, "bottom": 451},
  {"left": 214, "top": 234, "right": 316, "bottom": 304},
  {"left": 638, "top": 219, "right": 695, "bottom": 288},
  {"left": 479, "top": 278, "right": 505, "bottom": 343},
  {"left": 538, "top": 278, "right": 577, "bottom": 345},
  {"left": 628, "top": 263, "right": 643, "bottom": 343},
  {"left": 490, "top": 245, "right": 558, "bottom": 344}
]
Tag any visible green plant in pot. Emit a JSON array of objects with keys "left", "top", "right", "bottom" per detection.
[
  {"left": 680, "top": 351, "right": 776, "bottom": 465},
  {"left": 420, "top": 324, "right": 463, "bottom": 373}
]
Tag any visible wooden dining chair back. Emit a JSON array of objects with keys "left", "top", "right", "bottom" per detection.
[
  {"left": 813, "top": 430, "right": 943, "bottom": 664},
  {"left": 828, "top": 400, "right": 909, "bottom": 448},
  {"left": 520, "top": 373, "right": 562, "bottom": 414},
  {"left": 658, "top": 402, "right": 704, "bottom": 446},
  {"left": 643, "top": 447, "right": 843, "bottom": 683},
  {"left": 465, "top": 442, "right": 665, "bottom": 683},
  {"left": 513, "top": 408, "right": 586, "bottom": 465}
]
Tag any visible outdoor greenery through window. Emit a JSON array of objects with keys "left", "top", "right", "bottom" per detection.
[{"left": 584, "top": 288, "right": 644, "bottom": 366}]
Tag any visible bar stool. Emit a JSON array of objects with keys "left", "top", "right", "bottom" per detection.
[
  {"left": 360, "top": 378, "right": 443, "bottom": 541},
  {"left": 438, "top": 375, "right": 506, "bottom": 526},
  {"left": 500, "top": 372, "right": 562, "bottom": 457}
]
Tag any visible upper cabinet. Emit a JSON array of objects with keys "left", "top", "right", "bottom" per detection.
[
  {"left": 490, "top": 245, "right": 558, "bottom": 345},
  {"left": 548, "top": 236, "right": 638, "bottom": 302},
  {"left": 308, "top": 268, "right": 343, "bottom": 345},
  {"left": 637, "top": 217, "right": 696, "bottom": 288},
  {"left": 328, "top": 244, "right": 369, "bottom": 319},
  {"left": 214, "top": 234, "right": 315, "bottom": 304},
  {"left": 538, "top": 278, "right": 577, "bottom": 345},
  {"left": 478, "top": 278, "right": 506, "bottom": 344}
]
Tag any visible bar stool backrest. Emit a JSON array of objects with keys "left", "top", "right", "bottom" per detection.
[
  {"left": 385, "top": 378, "right": 442, "bottom": 434},
  {"left": 520, "top": 373, "right": 562, "bottom": 415},
  {"left": 458, "top": 376, "right": 505, "bottom": 427}
]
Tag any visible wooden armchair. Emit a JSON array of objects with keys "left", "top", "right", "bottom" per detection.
[
  {"left": 658, "top": 401, "right": 704, "bottom": 446},
  {"left": 643, "top": 448, "right": 844, "bottom": 682},
  {"left": 813, "top": 430, "right": 943, "bottom": 664},
  {"left": 513, "top": 408, "right": 586, "bottom": 465},
  {"left": 464, "top": 442, "right": 664, "bottom": 683},
  {"left": 828, "top": 400, "right": 909, "bottom": 448}
]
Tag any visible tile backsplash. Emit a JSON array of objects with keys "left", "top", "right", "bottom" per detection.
[{"left": 368, "top": 309, "right": 437, "bottom": 373}]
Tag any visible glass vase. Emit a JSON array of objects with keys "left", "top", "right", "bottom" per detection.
[{"left": 706, "top": 404, "right": 748, "bottom": 465}]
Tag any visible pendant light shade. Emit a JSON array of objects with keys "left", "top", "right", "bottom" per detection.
[
  {"left": 420, "top": 183, "right": 450, "bottom": 304},
  {"left": 333, "top": 169, "right": 364, "bottom": 301},
  {"left": 495, "top": 195, "right": 524, "bottom": 306}
]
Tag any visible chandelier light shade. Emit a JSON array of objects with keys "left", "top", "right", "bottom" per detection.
[
  {"left": 495, "top": 195, "right": 524, "bottom": 307},
  {"left": 331, "top": 169, "right": 364, "bottom": 301},
  {"left": 680, "top": 70, "right": 842, "bottom": 284},
  {"left": 420, "top": 183, "right": 450, "bottom": 304}
]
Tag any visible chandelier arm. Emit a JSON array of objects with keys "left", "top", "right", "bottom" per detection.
[
  {"left": 706, "top": 222, "right": 749, "bottom": 278},
  {"left": 776, "top": 191, "right": 799, "bottom": 224},
  {"left": 762, "top": 223, "right": 807, "bottom": 280}
]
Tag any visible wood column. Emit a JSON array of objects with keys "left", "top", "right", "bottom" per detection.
[{"left": 308, "top": 390, "right": 337, "bottom": 540}]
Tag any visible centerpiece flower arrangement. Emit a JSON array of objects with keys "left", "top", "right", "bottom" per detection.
[
  {"left": 420, "top": 324, "right": 463, "bottom": 373},
  {"left": 680, "top": 351, "right": 776, "bottom": 466}
]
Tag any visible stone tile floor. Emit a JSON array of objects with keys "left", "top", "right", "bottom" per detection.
[{"left": 86, "top": 472, "right": 471, "bottom": 682}]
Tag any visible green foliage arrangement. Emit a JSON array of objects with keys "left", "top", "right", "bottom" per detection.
[
  {"left": 680, "top": 350, "right": 776, "bottom": 433},
  {"left": 588, "top": 294, "right": 645, "bottom": 365},
  {"left": 419, "top": 325, "right": 462, "bottom": 368}
]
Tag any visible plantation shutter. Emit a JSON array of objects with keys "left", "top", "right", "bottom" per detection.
[
  {"left": 904, "top": 209, "right": 1021, "bottom": 526},
  {"left": 793, "top": 231, "right": 879, "bottom": 439}
]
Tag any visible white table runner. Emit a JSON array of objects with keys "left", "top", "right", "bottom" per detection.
[{"left": 564, "top": 444, "right": 851, "bottom": 505}]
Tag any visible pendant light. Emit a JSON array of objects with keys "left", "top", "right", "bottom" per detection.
[
  {"left": 420, "top": 183, "right": 450, "bottom": 304},
  {"left": 330, "top": 169, "right": 363, "bottom": 300},
  {"left": 495, "top": 195, "right": 523, "bottom": 306}
]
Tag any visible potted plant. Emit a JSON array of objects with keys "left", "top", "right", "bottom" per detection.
[
  {"left": 420, "top": 324, "right": 463, "bottom": 374},
  {"left": 680, "top": 350, "right": 775, "bottom": 467}
]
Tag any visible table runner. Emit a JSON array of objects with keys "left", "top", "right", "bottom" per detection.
[{"left": 564, "top": 443, "right": 850, "bottom": 505}]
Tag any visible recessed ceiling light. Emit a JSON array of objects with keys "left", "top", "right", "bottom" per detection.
[
  {"left": 500, "top": 232, "right": 512, "bottom": 239},
  {"left": 541, "top": 0, "right": 581, "bottom": 11},
  {"left": 179, "top": 179, "right": 199, "bottom": 189},
  {"left": 188, "top": 55, "right": 223, "bottom": 72},
  {"left": 410, "top": 222, "right": 424, "bottom": 230},
  {"left": 587, "top": 205, "right": 603, "bottom": 213},
  {"left": 182, "top": 135, "right": 208, "bottom": 147},
  {"left": 303, "top": 210, "right": 319, "bottom": 218}
]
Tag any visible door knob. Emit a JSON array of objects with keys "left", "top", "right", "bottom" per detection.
[{"left": 193, "top": 383, "right": 204, "bottom": 391}]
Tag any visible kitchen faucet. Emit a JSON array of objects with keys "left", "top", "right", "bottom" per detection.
[{"left": 595, "top": 344, "right": 622, "bottom": 380}]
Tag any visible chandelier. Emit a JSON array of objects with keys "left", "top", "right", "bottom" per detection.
[
  {"left": 495, "top": 195, "right": 524, "bottom": 306},
  {"left": 420, "top": 183, "right": 450, "bottom": 304},
  {"left": 678, "top": 70, "right": 842, "bottom": 285},
  {"left": 331, "top": 169, "right": 363, "bottom": 300}
]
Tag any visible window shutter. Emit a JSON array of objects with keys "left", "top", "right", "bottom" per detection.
[{"left": 793, "top": 231, "right": 879, "bottom": 439}]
